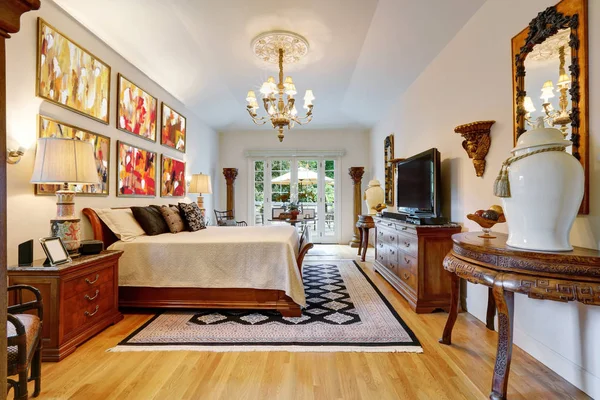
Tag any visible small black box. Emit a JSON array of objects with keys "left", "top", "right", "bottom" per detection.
[
  {"left": 18, "top": 240, "right": 34, "bottom": 266},
  {"left": 80, "top": 240, "right": 104, "bottom": 255}
]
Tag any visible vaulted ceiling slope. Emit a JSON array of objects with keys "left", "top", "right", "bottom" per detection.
[{"left": 53, "top": 0, "right": 485, "bottom": 132}]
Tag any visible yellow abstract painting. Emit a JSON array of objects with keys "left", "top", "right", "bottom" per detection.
[{"left": 37, "top": 18, "right": 111, "bottom": 124}]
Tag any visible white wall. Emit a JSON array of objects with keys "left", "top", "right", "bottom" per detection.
[
  {"left": 219, "top": 129, "right": 370, "bottom": 243},
  {"left": 369, "top": 0, "right": 600, "bottom": 397},
  {"left": 5, "top": 0, "right": 219, "bottom": 264}
]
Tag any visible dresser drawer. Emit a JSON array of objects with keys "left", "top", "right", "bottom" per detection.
[
  {"left": 64, "top": 280, "right": 114, "bottom": 312},
  {"left": 395, "top": 262, "right": 417, "bottom": 291},
  {"left": 397, "top": 253, "right": 418, "bottom": 275},
  {"left": 376, "top": 242, "right": 389, "bottom": 266},
  {"left": 397, "top": 231, "right": 419, "bottom": 258},
  {"left": 63, "top": 292, "right": 115, "bottom": 335},
  {"left": 377, "top": 227, "right": 398, "bottom": 246},
  {"left": 64, "top": 265, "right": 114, "bottom": 299}
]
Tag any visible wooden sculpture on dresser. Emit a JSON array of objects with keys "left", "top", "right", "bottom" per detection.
[{"left": 454, "top": 120, "right": 495, "bottom": 177}]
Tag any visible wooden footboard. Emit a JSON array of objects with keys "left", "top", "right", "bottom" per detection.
[{"left": 82, "top": 207, "right": 308, "bottom": 317}]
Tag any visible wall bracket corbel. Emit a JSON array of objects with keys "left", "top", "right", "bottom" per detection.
[{"left": 454, "top": 120, "right": 495, "bottom": 177}]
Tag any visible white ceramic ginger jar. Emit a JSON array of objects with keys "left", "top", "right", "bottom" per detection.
[
  {"left": 364, "top": 178, "right": 385, "bottom": 215},
  {"left": 501, "top": 126, "right": 583, "bottom": 251}
]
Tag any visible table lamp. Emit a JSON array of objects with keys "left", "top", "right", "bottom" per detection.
[
  {"left": 30, "top": 138, "right": 99, "bottom": 255},
  {"left": 188, "top": 173, "right": 212, "bottom": 214}
]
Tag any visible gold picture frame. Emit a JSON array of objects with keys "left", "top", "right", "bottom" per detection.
[
  {"left": 116, "top": 141, "right": 157, "bottom": 197},
  {"left": 160, "top": 155, "right": 186, "bottom": 197},
  {"left": 160, "top": 102, "right": 186, "bottom": 153},
  {"left": 36, "top": 18, "right": 111, "bottom": 124},
  {"left": 34, "top": 115, "right": 110, "bottom": 196},
  {"left": 116, "top": 73, "right": 158, "bottom": 142}
]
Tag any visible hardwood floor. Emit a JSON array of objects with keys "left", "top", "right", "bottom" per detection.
[{"left": 29, "top": 245, "right": 588, "bottom": 400}]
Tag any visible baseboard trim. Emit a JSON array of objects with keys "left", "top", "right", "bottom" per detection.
[{"left": 512, "top": 327, "right": 600, "bottom": 399}]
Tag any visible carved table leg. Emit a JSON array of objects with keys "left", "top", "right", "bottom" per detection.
[
  {"left": 439, "top": 273, "right": 460, "bottom": 345},
  {"left": 361, "top": 227, "right": 369, "bottom": 262},
  {"left": 357, "top": 227, "right": 363, "bottom": 256},
  {"left": 486, "top": 287, "right": 496, "bottom": 331},
  {"left": 490, "top": 278, "right": 515, "bottom": 400}
]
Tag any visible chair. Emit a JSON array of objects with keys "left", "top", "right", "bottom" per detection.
[
  {"left": 7, "top": 285, "right": 43, "bottom": 399},
  {"left": 214, "top": 210, "right": 247, "bottom": 226},
  {"left": 296, "top": 227, "right": 314, "bottom": 273}
]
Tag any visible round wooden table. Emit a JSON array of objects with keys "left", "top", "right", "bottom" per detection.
[
  {"left": 439, "top": 232, "right": 600, "bottom": 400},
  {"left": 356, "top": 215, "right": 375, "bottom": 262}
]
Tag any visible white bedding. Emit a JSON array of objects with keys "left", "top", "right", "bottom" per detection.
[{"left": 108, "top": 225, "right": 306, "bottom": 307}]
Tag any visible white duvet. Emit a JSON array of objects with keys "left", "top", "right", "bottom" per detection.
[{"left": 108, "top": 225, "right": 306, "bottom": 307}]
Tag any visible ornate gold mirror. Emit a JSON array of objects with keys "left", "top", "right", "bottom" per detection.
[
  {"left": 384, "top": 134, "right": 394, "bottom": 206},
  {"left": 512, "top": 0, "right": 589, "bottom": 213}
]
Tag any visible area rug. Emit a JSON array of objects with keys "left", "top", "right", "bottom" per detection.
[{"left": 109, "top": 260, "right": 422, "bottom": 353}]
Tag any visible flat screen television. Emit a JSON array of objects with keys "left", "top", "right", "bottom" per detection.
[{"left": 396, "top": 148, "right": 441, "bottom": 217}]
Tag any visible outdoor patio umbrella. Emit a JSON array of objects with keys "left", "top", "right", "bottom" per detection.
[{"left": 271, "top": 167, "right": 334, "bottom": 185}]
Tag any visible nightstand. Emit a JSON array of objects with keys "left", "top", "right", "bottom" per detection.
[{"left": 8, "top": 250, "right": 123, "bottom": 361}]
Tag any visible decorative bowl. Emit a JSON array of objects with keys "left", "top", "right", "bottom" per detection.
[{"left": 467, "top": 213, "right": 506, "bottom": 238}]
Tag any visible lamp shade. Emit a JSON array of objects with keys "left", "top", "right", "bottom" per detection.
[
  {"left": 188, "top": 173, "right": 212, "bottom": 194},
  {"left": 30, "top": 138, "right": 98, "bottom": 184}
]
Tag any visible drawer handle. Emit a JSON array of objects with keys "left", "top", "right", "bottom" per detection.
[
  {"left": 387, "top": 223, "right": 392, "bottom": 226},
  {"left": 378, "top": 231, "right": 383, "bottom": 236},
  {"left": 404, "top": 242, "right": 411, "bottom": 248},
  {"left": 403, "top": 272, "right": 409, "bottom": 280},
  {"left": 390, "top": 250, "right": 395, "bottom": 255},
  {"left": 404, "top": 257, "right": 411, "bottom": 264},
  {"left": 85, "top": 274, "right": 100, "bottom": 285},
  {"left": 84, "top": 305, "right": 99, "bottom": 317},
  {"left": 401, "top": 226, "right": 407, "bottom": 231},
  {"left": 84, "top": 290, "right": 99, "bottom": 301},
  {"left": 390, "top": 236, "right": 395, "bottom": 241}
]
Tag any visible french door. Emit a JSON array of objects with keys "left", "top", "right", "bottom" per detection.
[{"left": 249, "top": 157, "right": 340, "bottom": 243}]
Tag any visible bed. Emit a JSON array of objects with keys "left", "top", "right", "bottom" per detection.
[{"left": 82, "top": 208, "right": 313, "bottom": 317}]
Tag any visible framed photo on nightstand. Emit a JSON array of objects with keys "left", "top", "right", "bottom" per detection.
[{"left": 40, "top": 237, "right": 71, "bottom": 266}]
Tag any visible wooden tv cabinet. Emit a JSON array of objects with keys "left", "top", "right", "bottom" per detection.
[{"left": 373, "top": 216, "right": 461, "bottom": 313}]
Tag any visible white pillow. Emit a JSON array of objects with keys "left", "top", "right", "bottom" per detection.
[{"left": 94, "top": 208, "right": 145, "bottom": 242}]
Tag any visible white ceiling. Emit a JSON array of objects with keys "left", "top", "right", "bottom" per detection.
[{"left": 53, "top": 0, "right": 485, "bottom": 132}]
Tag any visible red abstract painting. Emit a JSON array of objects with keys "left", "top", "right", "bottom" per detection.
[
  {"left": 161, "top": 155, "right": 186, "bottom": 197},
  {"left": 117, "top": 141, "right": 156, "bottom": 197}
]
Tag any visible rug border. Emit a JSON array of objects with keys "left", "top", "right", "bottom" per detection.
[{"left": 116, "top": 260, "right": 422, "bottom": 349}]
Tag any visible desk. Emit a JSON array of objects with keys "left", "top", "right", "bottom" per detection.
[
  {"left": 356, "top": 215, "right": 375, "bottom": 262},
  {"left": 439, "top": 232, "right": 600, "bottom": 400}
]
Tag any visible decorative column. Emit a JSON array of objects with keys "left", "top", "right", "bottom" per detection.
[
  {"left": 223, "top": 168, "right": 238, "bottom": 214},
  {"left": 348, "top": 167, "right": 365, "bottom": 247}
]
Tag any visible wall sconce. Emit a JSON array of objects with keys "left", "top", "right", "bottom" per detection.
[
  {"left": 454, "top": 120, "right": 495, "bottom": 177},
  {"left": 7, "top": 146, "right": 26, "bottom": 164}
]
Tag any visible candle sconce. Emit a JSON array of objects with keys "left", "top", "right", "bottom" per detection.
[{"left": 455, "top": 120, "right": 495, "bottom": 177}]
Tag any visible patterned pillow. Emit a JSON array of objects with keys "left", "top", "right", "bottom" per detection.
[
  {"left": 159, "top": 205, "right": 185, "bottom": 233},
  {"left": 178, "top": 202, "right": 206, "bottom": 232}
]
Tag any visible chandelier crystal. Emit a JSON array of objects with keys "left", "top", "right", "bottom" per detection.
[{"left": 246, "top": 31, "right": 314, "bottom": 142}]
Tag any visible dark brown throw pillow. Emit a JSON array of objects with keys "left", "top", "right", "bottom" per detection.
[
  {"left": 131, "top": 206, "right": 170, "bottom": 236},
  {"left": 160, "top": 205, "right": 186, "bottom": 233},
  {"left": 178, "top": 202, "right": 206, "bottom": 232}
]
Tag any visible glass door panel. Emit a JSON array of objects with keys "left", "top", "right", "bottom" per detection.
[
  {"left": 253, "top": 160, "right": 265, "bottom": 225},
  {"left": 297, "top": 160, "right": 319, "bottom": 235},
  {"left": 322, "top": 159, "right": 337, "bottom": 240},
  {"left": 270, "top": 159, "right": 291, "bottom": 221}
]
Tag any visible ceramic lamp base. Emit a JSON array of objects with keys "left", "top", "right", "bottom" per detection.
[{"left": 51, "top": 188, "right": 81, "bottom": 252}]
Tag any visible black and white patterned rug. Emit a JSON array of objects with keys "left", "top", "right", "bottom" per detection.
[{"left": 111, "top": 261, "right": 422, "bottom": 353}]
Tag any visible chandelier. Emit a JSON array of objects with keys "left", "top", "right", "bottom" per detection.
[{"left": 245, "top": 31, "right": 314, "bottom": 142}]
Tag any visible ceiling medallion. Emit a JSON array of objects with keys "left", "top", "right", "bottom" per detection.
[
  {"left": 246, "top": 31, "right": 314, "bottom": 142},
  {"left": 252, "top": 31, "right": 309, "bottom": 64}
]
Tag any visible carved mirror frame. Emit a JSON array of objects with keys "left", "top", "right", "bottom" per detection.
[
  {"left": 384, "top": 134, "right": 394, "bottom": 206},
  {"left": 512, "top": 0, "right": 589, "bottom": 214}
]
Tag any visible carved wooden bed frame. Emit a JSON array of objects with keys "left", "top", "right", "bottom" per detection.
[{"left": 82, "top": 208, "right": 313, "bottom": 317}]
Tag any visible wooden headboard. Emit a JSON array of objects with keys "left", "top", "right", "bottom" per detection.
[{"left": 82, "top": 208, "right": 120, "bottom": 249}]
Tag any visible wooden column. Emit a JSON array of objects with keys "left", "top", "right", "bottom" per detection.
[
  {"left": 0, "top": 0, "right": 41, "bottom": 394},
  {"left": 223, "top": 168, "right": 238, "bottom": 214},
  {"left": 348, "top": 167, "right": 364, "bottom": 247}
]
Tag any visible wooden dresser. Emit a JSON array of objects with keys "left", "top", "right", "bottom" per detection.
[
  {"left": 8, "top": 251, "right": 123, "bottom": 361},
  {"left": 374, "top": 217, "right": 461, "bottom": 313}
]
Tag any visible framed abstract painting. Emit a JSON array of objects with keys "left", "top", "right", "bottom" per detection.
[
  {"left": 161, "top": 102, "right": 186, "bottom": 153},
  {"left": 37, "top": 18, "right": 111, "bottom": 124},
  {"left": 160, "top": 155, "right": 186, "bottom": 197},
  {"left": 117, "top": 141, "right": 157, "bottom": 197},
  {"left": 117, "top": 74, "right": 157, "bottom": 142},
  {"left": 35, "top": 115, "right": 110, "bottom": 196}
]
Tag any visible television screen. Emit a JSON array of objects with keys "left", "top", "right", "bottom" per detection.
[{"left": 396, "top": 148, "right": 440, "bottom": 216}]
